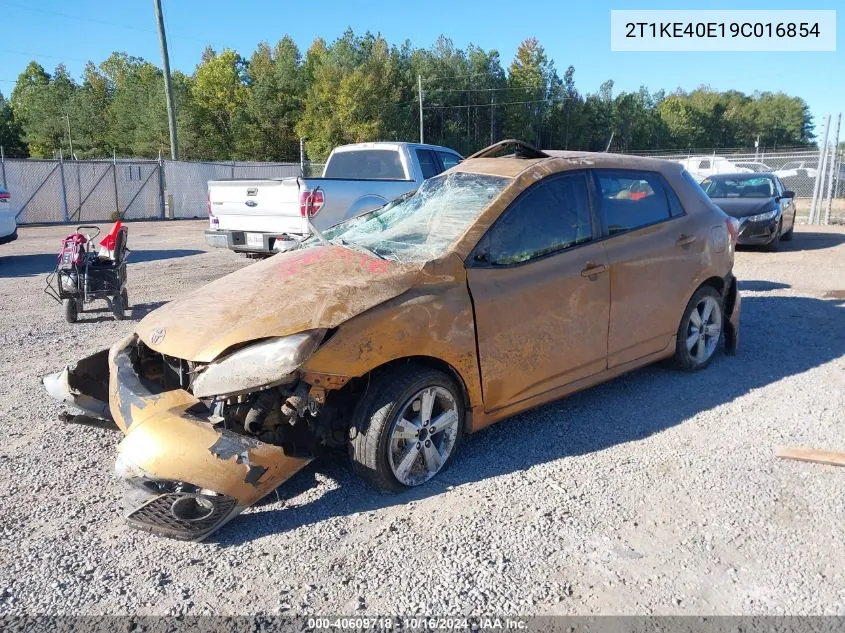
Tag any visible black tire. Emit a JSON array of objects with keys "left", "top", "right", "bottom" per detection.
[
  {"left": 673, "top": 286, "right": 723, "bottom": 372},
  {"left": 765, "top": 222, "right": 782, "bottom": 252},
  {"left": 112, "top": 288, "right": 127, "bottom": 321},
  {"left": 348, "top": 365, "right": 465, "bottom": 492},
  {"left": 63, "top": 298, "right": 78, "bottom": 324}
]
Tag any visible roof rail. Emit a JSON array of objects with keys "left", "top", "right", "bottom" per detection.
[{"left": 466, "top": 139, "right": 550, "bottom": 160}]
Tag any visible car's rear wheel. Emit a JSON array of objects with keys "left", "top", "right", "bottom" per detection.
[
  {"left": 673, "top": 286, "right": 723, "bottom": 371},
  {"left": 349, "top": 365, "right": 464, "bottom": 492}
]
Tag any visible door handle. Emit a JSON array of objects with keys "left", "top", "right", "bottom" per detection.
[
  {"left": 581, "top": 262, "right": 608, "bottom": 279},
  {"left": 676, "top": 233, "right": 697, "bottom": 247}
]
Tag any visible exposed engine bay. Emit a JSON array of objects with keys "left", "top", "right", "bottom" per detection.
[{"left": 132, "top": 339, "right": 354, "bottom": 459}]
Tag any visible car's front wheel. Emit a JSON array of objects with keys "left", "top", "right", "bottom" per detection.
[
  {"left": 349, "top": 365, "right": 464, "bottom": 492},
  {"left": 765, "top": 221, "right": 782, "bottom": 251},
  {"left": 673, "top": 286, "right": 723, "bottom": 371}
]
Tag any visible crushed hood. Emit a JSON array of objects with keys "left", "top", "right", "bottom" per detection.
[{"left": 136, "top": 246, "right": 422, "bottom": 362}]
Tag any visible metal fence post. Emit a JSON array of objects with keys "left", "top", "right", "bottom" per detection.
[
  {"left": 823, "top": 113, "right": 841, "bottom": 226},
  {"left": 112, "top": 150, "right": 120, "bottom": 218},
  {"left": 158, "top": 154, "right": 166, "bottom": 219},
  {"left": 809, "top": 114, "right": 830, "bottom": 225},
  {"left": 58, "top": 151, "right": 69, "bottom": 222},
  {"left": 0, "top": 146, "right": 6, "bottom": 188}
]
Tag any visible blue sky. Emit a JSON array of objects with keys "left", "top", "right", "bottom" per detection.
[{"left": 0, "top": 0, "right": 841, "bottom": 138}]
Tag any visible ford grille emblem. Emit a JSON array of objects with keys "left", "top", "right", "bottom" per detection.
[
  {"left": 149, "top": 327, "right": 166, "bottom": 345},
  {"left": 245, "top": 200, "right": 258, "bottom": 207}
]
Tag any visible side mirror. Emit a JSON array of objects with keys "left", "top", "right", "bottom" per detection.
[{"left": 780, "top": 190, "right": 795, "bottom": 200}]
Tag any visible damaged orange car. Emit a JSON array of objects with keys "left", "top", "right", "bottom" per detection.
[{"left": 44, "top": 141, "right": 741, "bottom": 540}]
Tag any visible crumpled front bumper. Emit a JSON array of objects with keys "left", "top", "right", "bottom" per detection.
[{"left": 44, "top": 333, "right": 311, "bottom": 540}]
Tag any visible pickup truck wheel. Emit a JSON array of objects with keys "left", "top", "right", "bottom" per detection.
[{"left": 348, "top": 366, "right": 464, "bottom": 492}]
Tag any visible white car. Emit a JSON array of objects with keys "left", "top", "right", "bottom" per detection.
[
  {"left": 676, "top": 156, "right": 752, "bottom": 181},
  {"left": 0, "top": 186, "right": 16, "bottom": 244},
  {"left": 774, "top": 160, "right": 819, "bottom": 180}
]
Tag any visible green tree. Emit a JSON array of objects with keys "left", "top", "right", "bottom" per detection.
[
  {"left": 12, "top": 62, "right": 77, "bottom": 157},
  {"left": 241, "top": 37, "right": 305, "bottom": 161},
  {"left": 189, "top": 48, "right": 250, "bottom": 159},
  {"left": 504, "top": 37, "right": 554, "bottom": 145},
  {"left": 0, "top": 92, "right": 26, "bottom": 157}
]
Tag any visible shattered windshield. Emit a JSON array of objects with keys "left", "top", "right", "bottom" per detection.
[
  {"left": 701, "top": 176, "right": 775, "bottom": 198},
  {"left": 308, "top": 172, "right": 510, "bottom": 263}
]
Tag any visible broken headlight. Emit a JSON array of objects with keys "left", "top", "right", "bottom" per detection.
[
  {"left": 745, "top": 208, "right": 778, "bottom": 223},
  {"left": 191, "top": 329, "right": 326, "bottom": 399}
]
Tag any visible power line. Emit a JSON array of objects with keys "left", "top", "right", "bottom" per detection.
[
  {"left": 0, "top": 0, "right": 209, "bottom": 44},
  {"left": 421, "top": 72, "right": 495, "bottom": 82},
  {"left": 0, "top": 48, "right": 89, "bottom": 64},
  {"left": 425, "top": 86, "right": 546, "bottom": 94},
  {"left": 423, "top": 98, "right": 572, "bottom": 110}
]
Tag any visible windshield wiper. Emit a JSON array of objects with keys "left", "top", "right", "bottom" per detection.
[{"left": 330, "top": 237, "right": 386, "bottom": 260}]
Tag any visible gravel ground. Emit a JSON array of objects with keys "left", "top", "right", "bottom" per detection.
[{"left": 0, "top": 221, "right": 843, "bottom": 616}]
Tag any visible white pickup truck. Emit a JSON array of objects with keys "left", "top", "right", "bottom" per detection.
[{"left": 204, "top": 142, "right": 462, "bottom": 254}]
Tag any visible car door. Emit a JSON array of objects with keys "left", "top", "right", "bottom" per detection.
[
  {"left": 466, "top": 171, "right": 610, "bottom": 412},
  {"left": 593, "top": 169, "right": 705, "bottom": 368},
  {"left": 436, "top": 151, "right": 462, "bottom": 172},
  {"left": 774, "top": 176, "right": 796, "bottom": 232},
  {"left": 415, "top": 149, "right": 440, "bottom": 180}
]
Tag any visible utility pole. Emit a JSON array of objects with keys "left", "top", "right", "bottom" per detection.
[
  {"left": 154, "top": 0, "right": 179, "bottom": 160},
  {"left": 823, "top": 113, "right": 841, "bottom": 225},
  {"left": 64, "top": 113, "right": 74, "bottom": 159},
  {"left": 490, "top": 91, "right": 494, "bottom": 145},
  {"left": 418, "top": 75, "right": 424, "bottom": 144}
]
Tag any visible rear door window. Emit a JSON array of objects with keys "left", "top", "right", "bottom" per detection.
[
  {"left": 324, "top": 150, "right": 407, "bottom": 180},
  {"left": 476, "top": 172, "right": 593, "bottom": 266},
  {"left": 594, "top": 170, "right": 674, "bottom": 235},
  {"left": 437, "top": 151, "right": 461, "bottom": 171},
  {"left": 415, "top": 149, "right": 440, "bottom": 179}
]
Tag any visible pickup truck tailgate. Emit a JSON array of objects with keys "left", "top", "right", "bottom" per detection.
[{"left": 209, "top": 178, "right": 308, "bottom": 234}]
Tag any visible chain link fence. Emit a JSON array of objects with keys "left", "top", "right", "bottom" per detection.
[
  {"left": 1, "top": 157, "right": 304, "bottom": 224},
  {"left": 3, "top": 149, "right": 842, "bottom": 225},
  {"left": 628, "top": 147, "right": 845, "bottom": 224}
]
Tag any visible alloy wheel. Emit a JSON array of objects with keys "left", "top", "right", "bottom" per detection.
[
  {"left": 387, "top": 386, "right": 460, "bottom": 487},
  {"left": 685, "top": 296, "right": 722, "bottom": 365}
]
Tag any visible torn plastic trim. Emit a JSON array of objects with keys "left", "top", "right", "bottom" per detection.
[
  {"left": 115, "top": 452, "right": 245, "bottom": 541},
  {"left": 43, "top": 348, "right": 112, "bottom": 421}
]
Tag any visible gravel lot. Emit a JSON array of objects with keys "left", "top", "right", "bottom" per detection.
[{"left": 1, "top": 221, "right": 843, "bottom": 616}]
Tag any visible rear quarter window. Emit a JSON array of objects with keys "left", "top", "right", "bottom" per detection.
[{"left": 594, "top": 170, "right": 674, "bottom": 235}]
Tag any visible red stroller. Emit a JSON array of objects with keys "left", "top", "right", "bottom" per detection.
[{"left": 45, "top": 222, "right": 130, "bottom": 323}]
